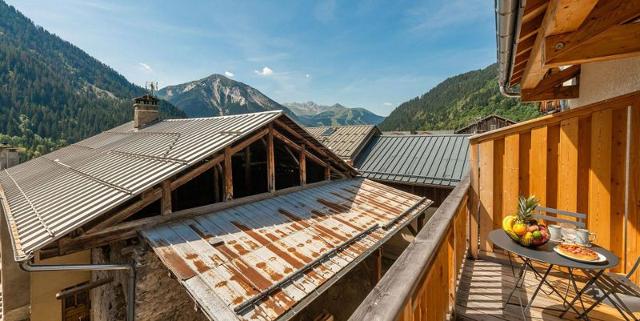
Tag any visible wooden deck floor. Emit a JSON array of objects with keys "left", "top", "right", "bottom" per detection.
[{"left": 455, "top": 256, "right": 638, "bottom": 321}]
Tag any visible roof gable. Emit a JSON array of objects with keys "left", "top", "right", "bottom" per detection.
[{"left": 0, "top": 111, "right": 352, "bottom": 261}]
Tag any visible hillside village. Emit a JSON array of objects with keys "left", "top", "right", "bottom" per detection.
[{"left": 1, "top": 1, "right": 640, "bottom": 321}]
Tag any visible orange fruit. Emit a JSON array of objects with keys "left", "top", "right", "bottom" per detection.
[{"left": 513, "top": 223, "right": 527, "bottom": 236}]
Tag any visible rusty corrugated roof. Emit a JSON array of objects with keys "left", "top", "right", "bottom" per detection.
[
  {"left": 141, "top": 178, "right": 431, "bottom": 321},
  {"left": 305, "top": 125, "right": 379, "bottom": 160}
]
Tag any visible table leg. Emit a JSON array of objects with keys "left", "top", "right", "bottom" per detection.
[
  {"left": 523, "top": 260, "right": 584, "bottom": 316},
  {"left": 559, "top": 269, "right": 605, "bottom": 319},
  {"left": 505, "top": 253, "right": 528, "bottom": 321},
  {"left": 525, "top": 264, "right": 553, "bottom": 311}
]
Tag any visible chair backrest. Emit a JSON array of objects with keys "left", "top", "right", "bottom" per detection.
[{"left": 532, "top": 206, "right": 587, "bottom": 229}]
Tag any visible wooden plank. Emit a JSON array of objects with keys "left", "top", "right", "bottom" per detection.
[
  {"left": 520, "top": 0, "right": 559, "bottom": 90},
  {"left": 503, "top": 135, "right": 520, "bottom": 219},
  {"left": 521, "top": 85, "right": 579, "bottom": 102},
  {"left": 299, "top": 144, "right": 306, "bottom": 186},
  {"left": 479, "top": 140, "right": 494, "bottom": 252},
  {"left": 551, "top": 0, "right": 599, "bottom": 34},
  {"left": 469, "top": 143, "right": 479, "bottom": 259},
  {"left": 520, "top": 65, "right": 580, "bottom": 101},
  {"left": 244, "top": 146, "right": 251, "bottom": 189},
  {"left": 529, "top": 126, "right": 548, "bottom": 205},
  {"left": 492, "top": 139, "right": 504, "bottom": 231},
  {"left": 519, "top": 12, "right": 545, "bottom": 42},
  {"left": 267, "top": 125, "right": 275, "bottom": 192},
  {"left": 577, "top": 117, "right": 592, "bottom": 215},
  {"left": 161, "top": 180, "right": 172, "bottom": 215},
  {"left": 212, "top": 166, "right": 220, "bottom": 202},
  {"left": 519, "top": 132, "right": 531, "bottom": 197},
  {"left": 546, "top": 23, "right": 640, "bottom": 67},
  {"left": 628, "top": 105, "right": 640, "bottom": 284},
  {"left": 589, "top": 110, "right": 612, "bottom": 249},
  {"left": 610, "top": 108, "right": 627, "bottom": 272},
  {"left": 544, "top": 1, "right": 640, "bottom": 67},
  {"left": 522, "top": 0, "right": 548, "bottom": 23},
  {"left": 547, "top": 124, "right": 560, "bottom": 209},
  {"left": 87, "top": 188, "right": 163, "bottom": 233},
  {"left": 224, "top": 147, "right": 233, "bottom": 201},
  {"left": 170, "top": 154, "right": 224, "bottom": 191},
  {"left": 558, "top": 118, "right": 579, "bottom": 214}
]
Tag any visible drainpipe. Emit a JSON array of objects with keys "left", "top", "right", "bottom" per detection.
[
  {"left": 495, "top": 0, "right": 524, "bottom": 97},
  {"left": 20, "top": 261, "right": 136, "bottom": 321}
]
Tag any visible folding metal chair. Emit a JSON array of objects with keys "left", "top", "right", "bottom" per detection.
[
  {"left": 580, "top": 257, "right": 640, "bottom": 321},
  {"left": 532, "top": 206, "right": 587, "bottom": 298}
]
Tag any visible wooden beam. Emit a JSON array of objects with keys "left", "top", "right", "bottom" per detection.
[
  {"left": 244, "top": 146, "right": 251, "bottom": 189},
  {"left": 520, "top": 65, "right": 581, "bottom": 101},
  {"left": 86, "top": 188, "right": 162, "bottom": 233},
  {"left": 224, "top": 147, "right": 233, "bottom": 201},
  {"left": 273, "top": 118, "right": 329, "bottom": 159},
  {"left": 519, "top": 11, "right": 545, "bottom": 42},
  {"left": 374, "top": 247, "right": 383, "bottom": 283},
  {"left": 267, "top": 125, "right": 276, "bottom": 192},
  {"left": 324, "top": 165, "right": 331, "bottom": 181},
  {"left": 161, "top": 180, "right": 172, "bottom": 215},
  {"left": 272, "top": 129, "right": 328, "bottom": 168},
  {"left": 551, "top": 0, "right": 599, "bottom": 34},
  {"left": 545, "top": 22, "right": 640, "bottom": 67},
  {"left": 521, "top": 85, "right": 579, "bottom": 101},
  {"left": 299, "top": 144, "right": 306, "bottom": 186},
  {"left": 229, "top": 127, "right": 269, "bottom": 155},
  {"left": 213, "top": 165, "right": 220, "bottom": 202},
  {"left": 522, "top": 0, "right": 548, "bottom": 23},
  {"left": 170, "top": 154, "right": 224, "bottom": 191},
  {"left": 58, "top": 180, "right": 337, "bottom": 254}
]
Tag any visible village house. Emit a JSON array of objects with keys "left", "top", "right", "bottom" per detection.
[
  {"left": 454, "top": 115, "right": 516, "bottom": 135},
  {"left": 0, "top": 95, "right": 433, "bottom": 321}
]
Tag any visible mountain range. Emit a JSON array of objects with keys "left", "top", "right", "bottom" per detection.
[
  {"left": 283, "top": 102, "right": 385, "bottom": 126},
  {"left": 0, "top": 1, "right": 185, "bottom": 159},
  {"left": 156, "top": 75, "right": 384, "bottom": 126},
  {"left": 379, "top": 64, "right": 541, "bottom": 131}
]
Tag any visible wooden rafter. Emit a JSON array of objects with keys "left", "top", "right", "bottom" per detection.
[
  {"left": 521, "top": 64, "right": 581, "bottom": 101},
  {"left": 86, "top": 188, "right": 162, "bottom": 233},
  {"left": 299, "top": 144, "right": 306, "bottom": 186},
  {"left": 267, "top": 124, "right": 275, "bottom": 192},
  {"left": 521, "top": 0, "right": 598, "bottom": 89},
  {"left": 545, "top": 20, "right": 640, "bottom": 67},
  {"left": 161, "top": 180, "right": 172, "bottom": 215},
  {"left": 224, "top": 147, "right": 233, "bottom": 201},
  {"left": 170, "top": 154, "right": 224, "bottom": 190}
]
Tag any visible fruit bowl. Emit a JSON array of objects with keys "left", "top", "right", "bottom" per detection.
[
  {"left": 502, "top": 216, "right": 550, "bottom": 247},
  {"left": 501, "top": 195, "right": 550, "bottom": 247}
]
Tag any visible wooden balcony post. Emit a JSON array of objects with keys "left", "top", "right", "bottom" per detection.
[
  {"left": 161, "top": 180, "right": 172, "bottom": 215},
  {"left": 299, "top": 144, "right": 306, "bottom": 186},
  {"left": 224, "top": 147, "right": 233, "bottom": 201},
  {"left": 267, "top": 125, "right": 275, "bottom": 192}
]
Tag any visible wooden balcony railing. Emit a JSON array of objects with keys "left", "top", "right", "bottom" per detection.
[
  {"left": 468, "top": 91, "right": 640, "bottom": 283},
  {"left": 349, "top": 175, "right": 471, "bottom": 321}
]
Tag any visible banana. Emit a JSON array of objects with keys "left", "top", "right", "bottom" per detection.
[{"left": 502, "top": 215, "right": 516, "bottom": 231}]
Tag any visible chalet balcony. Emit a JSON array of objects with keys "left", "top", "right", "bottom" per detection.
[{"left": 347, "top": 92, "right": 640, "bottom": 321}]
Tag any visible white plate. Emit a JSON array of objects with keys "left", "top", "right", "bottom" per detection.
[{"left": 553, "top": 246, "right": 607, "bottom": 263}]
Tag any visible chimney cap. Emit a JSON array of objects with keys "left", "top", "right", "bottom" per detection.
[{"left": 134, "top": 94, "right": 159, "bottom": 105}]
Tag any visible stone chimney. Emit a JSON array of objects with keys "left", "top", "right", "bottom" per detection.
[
  {"left": 133, "top": 94, "right": 159, "bottom": 129},
  {"left": 0, "top": 144, "right": 19, "bottom": 169}
]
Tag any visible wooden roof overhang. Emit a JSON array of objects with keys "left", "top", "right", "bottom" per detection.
[{"left": 499, "top": 0, "right": 640, "bottom": 102}]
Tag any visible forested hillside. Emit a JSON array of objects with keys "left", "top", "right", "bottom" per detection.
[
  {"left": 0, "top": 1, "right": 185, "bottom": 159},
  {"left": 379, "top": 64, "right": 540, "bottom": 131}
]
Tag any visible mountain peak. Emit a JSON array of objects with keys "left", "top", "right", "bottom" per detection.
[{"left": 283, "top": 102, "right": 384, "bottom": 126}]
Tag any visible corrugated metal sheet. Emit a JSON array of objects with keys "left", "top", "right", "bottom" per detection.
[
  {"left": 354, "top": 135, "right": 470, "bottom": 188},
  {"left": 306, "top": 125, "right": 378, "bottom": 160},
  {"left": 141, "top": 178, "right": 431, "bottom": 321},
  {"left": 0, "top": 111, "right": 285, "bottom": 261}
]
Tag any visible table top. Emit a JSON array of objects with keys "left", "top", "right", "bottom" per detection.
[{"left": 489, "top": 229, "right": 619, "bottom": 270}]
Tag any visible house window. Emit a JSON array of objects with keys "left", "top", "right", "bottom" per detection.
[{"left": 61, "top": 285, "right": 90, "bottom": 321}]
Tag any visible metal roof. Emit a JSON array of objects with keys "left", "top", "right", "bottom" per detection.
[
  {"left": 305, "top": 125, "right": 379, "bottom": 160},
  {"left": 354, "top": 135, "right": 470, "bottom": 188},
  {"left": 0, "top": 111, "right": 341, "bottom": 261},
  {"left": 141, "top": 178, "right": 431, "bottom": 321}
]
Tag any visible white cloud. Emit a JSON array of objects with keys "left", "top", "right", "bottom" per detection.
[
  {"left": 224, "top": 71, "right": 235, "bottom": 78},
  {"left": 138, "top": 62, "right": 153, "bottom": 72},
  {"left": 383, "top": 102, "right": 393, "bottom": 106},
  {"left": 254, "top": 66, "right": 274, "bottom": 76},
  {"left": 305, "top": 74, "right": 311, "bottom": 79}
]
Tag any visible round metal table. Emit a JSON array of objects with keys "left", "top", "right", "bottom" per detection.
[{"left": 488, "top": 229, "right": 620, "bottom": 320}]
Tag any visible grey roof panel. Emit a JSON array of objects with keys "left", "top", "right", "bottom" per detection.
[
  {"left": 354, "top": 135, "right": 470, "bottom": 188},
  {"left": 0, "top": 111, "right": 285, "bottom": 261},
  {"left": 306, "top": 125, "right": 378, "bottom": 160}
]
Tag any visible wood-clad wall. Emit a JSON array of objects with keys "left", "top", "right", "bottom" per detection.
[
  {"left": 397, "top": 194, "right": 468, "bottom": 321},
  {"left": 470, "top": 91, "right": 640, "bottom": 282}
]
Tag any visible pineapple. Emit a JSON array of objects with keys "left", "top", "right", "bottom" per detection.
[{"left": 517, "top": 195, "right": 539, "bottom": 224}]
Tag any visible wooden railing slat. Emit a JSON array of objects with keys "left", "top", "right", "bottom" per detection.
[
  {"left": 611, "top": 108, "right": 628, "bottom": 273},
  {"left": 589, "top": 109, "right": 613, "bottom": 249},
  {"left": 503, "top": 134, "right": 519, "bottom": 217},
  {"left": 529, "top": 126, "right": 548, "bottom": 205},
  {"left": 558, "top": 118, "right": 579, "bottom": 215},
  {"left": 479, "top": 141, "right": 495, "bottom": 252}
]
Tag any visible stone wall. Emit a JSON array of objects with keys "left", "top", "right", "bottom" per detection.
[{"left": 91, "top": 241, "right": 208, "bottom": 321}]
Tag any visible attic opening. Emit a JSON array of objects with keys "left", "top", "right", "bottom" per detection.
[
  {"left": 233, "top": 141, "right": 268, "bottom": 198},
  {"left": 274, "top": 139, "right": 300, "bottom": 190},
  {"left": 307, "top": 159, "right": 325, "bottom": 184}
]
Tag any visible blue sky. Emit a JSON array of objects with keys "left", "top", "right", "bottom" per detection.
[{"left": 6, "top": 0, "right": 496, "bottom": 116}]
